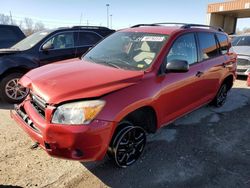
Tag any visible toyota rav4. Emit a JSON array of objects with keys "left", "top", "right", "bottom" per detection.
[{"left": 12, "top": 23, "right": 237, "bottom": 168}]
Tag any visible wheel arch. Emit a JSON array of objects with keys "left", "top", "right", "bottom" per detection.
[
  {"left": 0, "top": 67, "right": 30, "bottom": 81},
  {"left": 115, "top": 105, "right": 158, "bottom": 134},
  {"left": 222, "top": 74, "right": 234, "bottom": 90}
]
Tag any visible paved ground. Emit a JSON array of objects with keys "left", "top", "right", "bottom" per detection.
[{"left": 0, "top": 79, "right": 249, "bottom": 188}]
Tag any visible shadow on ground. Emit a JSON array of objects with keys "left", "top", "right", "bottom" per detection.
[
  {"left": 0, "top": 100, "right": 14, "bottom": 110},
  {"left": 236, "top": 75, "right": 248, "bottom": 81},
  {"left": 82, "top": 88, "right": 250, "bottom": 188}
]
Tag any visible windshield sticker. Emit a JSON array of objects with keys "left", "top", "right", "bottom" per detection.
[
  {"left": 137, "top": 64, "right": 145, "bottom": 68},
  {"left": 141, "top": 36, "right": 165, "bottom": 42}
]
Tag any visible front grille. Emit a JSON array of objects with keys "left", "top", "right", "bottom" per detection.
[
  {"left": 237, "top": 58, "right": 250, "bottom": 66},
  {"left": 237, "top": 69, "right": 247, "bottom": 73},
  {"left": 15, "top": 105, "right": 41, "bottom": 134},
  {"left": 30, "top": 93, "right": 47, "bottom": 118}
]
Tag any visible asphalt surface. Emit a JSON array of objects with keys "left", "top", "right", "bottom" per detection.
[{"left": 0, "top": 79, "right": 249, "bottom": 188}]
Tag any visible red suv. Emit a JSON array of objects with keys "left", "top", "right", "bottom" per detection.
[{"left": 12, "top": 23, "right": 237, "bottom": 168}]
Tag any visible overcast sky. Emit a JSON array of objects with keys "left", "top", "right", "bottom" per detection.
[{"left": 1, "top": 0, "right": 249, "bottom": 30}]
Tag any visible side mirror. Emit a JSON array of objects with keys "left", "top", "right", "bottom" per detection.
[
  {"left": 165, "top": 59, "right": 189, "bottom": 73},
  {"left": 42, "top": 42, "right": 53, "bottom": 51}
]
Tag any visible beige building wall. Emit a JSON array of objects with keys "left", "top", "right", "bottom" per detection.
[{"left": 207, "top": 0, "right": 250, "bottom": 34}]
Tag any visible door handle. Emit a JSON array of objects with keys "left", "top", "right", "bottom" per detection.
[{"left": 196, "top": 71, "right": 204, "bottom": 77}]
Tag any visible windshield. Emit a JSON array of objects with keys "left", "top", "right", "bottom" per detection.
[
  {"left": 12, "top": 30, "right": 52, "bottom": 50},
  {"left": 83, "top": 32, "right": 168, "bottom": 71},
  {"left": 232, "top": 36, "right": 250, "bottom": 46}
]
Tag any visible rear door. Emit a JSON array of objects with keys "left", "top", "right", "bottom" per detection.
[
  {"left": 197, "top": 32, "right": 228, "bottom": 98},
  {"left": 75, "top": 31, "right": 103, "bottom": 57},
  {"left": 157, "top": 32, "right": 207, "bottom": 125},
  {"left": 39, "top": 31, "right": 76, "bottom": 66}
]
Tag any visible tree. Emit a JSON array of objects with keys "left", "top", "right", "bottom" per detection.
[
  {"left": 24, "top": 17, "right": 34, "bottom": 35},
  {"left": 0, "top": 13, "right": 46, "bottom": 35},
  {"left": 34, "top": 22, "right": 45, "bottom": 32},
  {"left": 0, "top": 14, "right": 11, "bottom": 24}
]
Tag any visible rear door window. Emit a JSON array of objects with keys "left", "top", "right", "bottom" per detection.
[
  {"left": 167, "top": 33, "right": 198, "bottom": 65},
  {"left": 216, "top": 33, "right": 229, "bottom": 54},
  {"left": 198, "top": 32, "right": 219, "bottom": 60},
  {"left": 76, "top": 32, "right": 102, "bottom": 46}
]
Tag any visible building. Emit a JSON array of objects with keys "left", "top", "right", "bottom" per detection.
[{"left": 207, "top": 0, "right": 250, "bottom": 34}]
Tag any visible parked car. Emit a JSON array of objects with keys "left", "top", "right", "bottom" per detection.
[
  {"left": 12, "top": 23, "right": 237, "bottom": 168},
  {"left": 231, "top": 34, "right": 250, "bottom": 76},
  {"left": 0, "top": 24, "right": 25, "bottom": 48},
  {"left": 0, "top": 26, "right": 115, "bottom": 103}
]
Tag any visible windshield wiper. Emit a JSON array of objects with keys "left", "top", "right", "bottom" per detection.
[{"left": 86, "top": 56, "right": 120, "bottom": 69}]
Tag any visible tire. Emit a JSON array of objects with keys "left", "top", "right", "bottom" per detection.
[
  {"left": 211, "top": 83, "right": 229, "bottom": 107},
  {"left": 108, "top": 121, "right": 146, "bottom": 168},
  {"left": 0, "top": 73, "right": 29, "bottom": 103}
]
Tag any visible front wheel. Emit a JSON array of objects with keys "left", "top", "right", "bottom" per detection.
[
  {"left": 0, "top": 73, "right": 29, "bottom": 103},
  {"left": 211, "top": 83, "right": 228, "bottom": 107},
  {"left": 109, "top": 122, "right": 146, "bottom": 168}
]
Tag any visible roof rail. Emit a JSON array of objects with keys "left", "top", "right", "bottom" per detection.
[
  {"left": 154, "top": 22, "right": 187, "bottom": 26},
  {"left": 181, "top": 24, "right": 224, "bottom": 32},
  {"left": 72, "top": 26, "right": 110, "bottom": 30},
  {"left": 131, "top": 23, "right": 224, "bottom": 32},
  {"left": 131, "top": 24, "right": 160, "bottom": 28},
  {"left": 131, "top": 23, "right": 188, "bottom": 28}
]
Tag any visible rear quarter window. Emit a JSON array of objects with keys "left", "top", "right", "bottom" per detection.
[
  {"left": 198, "top": 32, "right": 219, "bottom": 60},
  {"left": 216, "top": 33, "right": 229, "bottom": 54}
]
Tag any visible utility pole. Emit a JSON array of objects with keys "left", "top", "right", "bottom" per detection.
[
  {"left": 9, "top": 11, "right": 13, "bottom": 24},
  {"left": 106, "top": 4, "right": 110, "bottom": 28},
  {"left": 79, "top": 13, "right": 83, "bottom": 25},
  {"left": 110, "top": 14, "right": 112, "bottom": 29}
]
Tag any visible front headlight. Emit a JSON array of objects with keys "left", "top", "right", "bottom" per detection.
[{"left": 51, "top": 100, "right": 105, "bottom": 125}]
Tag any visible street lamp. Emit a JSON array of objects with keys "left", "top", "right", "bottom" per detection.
[
  {"left": 106, "top": 4, "right": 110, "bottom": 28},
  {"left": 110, "top": 14, "right": 113, "bottom": 29}
]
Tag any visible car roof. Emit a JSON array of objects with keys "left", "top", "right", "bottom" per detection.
[
  {"left": 0, "top": 24, "right": 21, "bottom": 28},
  {"left": 49, "top": 26, "right": 114, "bottom": 32},
  {"left": 119, "top": 23, "right": 225, "bottom": 35},
  {"left": 121, "top": 26, "right": 181, "bottom": 35}
]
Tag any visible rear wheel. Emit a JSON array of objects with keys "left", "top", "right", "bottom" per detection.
[
  {"left": 211, "top": 83, "right": 228, "bottom": 107},
  {"left": 108, "top": 122, "right": 146, "bottom": 168},
  {"left": 0, "top": 73, "right": 29, "bottom": 103}
]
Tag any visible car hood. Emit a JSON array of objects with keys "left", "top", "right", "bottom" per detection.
[
  {"left": 20, "top": 59, "right": 144, "bottom": 104},
  {"left": 232, "top": 46, "right": 250, "bottom": 57},
  {"left": 0, "top": 48, "right": 20, "bottom": 56}
]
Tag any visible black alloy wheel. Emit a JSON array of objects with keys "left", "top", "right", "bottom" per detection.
[
  {"left": 111, "top": 125, "right": 146, "bottom": 168},
  {"left": 214, "top": 83, "right": 228, "bottom": 107}
]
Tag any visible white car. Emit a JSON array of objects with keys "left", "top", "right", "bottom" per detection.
[{"left": 231, "top": 34, "right": 250, "bottom": 76}]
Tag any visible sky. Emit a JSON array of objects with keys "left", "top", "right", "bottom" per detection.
[{"left": 1, "top": 0, "right": 249, "bottom": 30}]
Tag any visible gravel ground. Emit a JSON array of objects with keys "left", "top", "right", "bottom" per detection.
[{"left": 0, "top": 79, "right": 249, "bottom": 188}]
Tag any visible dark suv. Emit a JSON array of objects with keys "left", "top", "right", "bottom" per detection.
[
  {"left": 0, "top": 26, "right": 115, "bottom": 103},
  {"left": 0, "top": 24, "right": 25, "bottom": 48},
  {"left": 12, "top": 23, "right": 237, "bottom": 167}
]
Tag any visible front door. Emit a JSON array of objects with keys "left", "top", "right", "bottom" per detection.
[
  {"left": 156, "top": 33, "right": 207, "bottom": 125},
  {"left": 39, "top": 32, "right": 76, "bottom": 66}
]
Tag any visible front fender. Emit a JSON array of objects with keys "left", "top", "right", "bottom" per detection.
[
  {"left": 0, "top": 55, "right": 39, "bottom": 76},
  {"left": 97, "top": 73, "right": 161, "bottom": 126}
]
